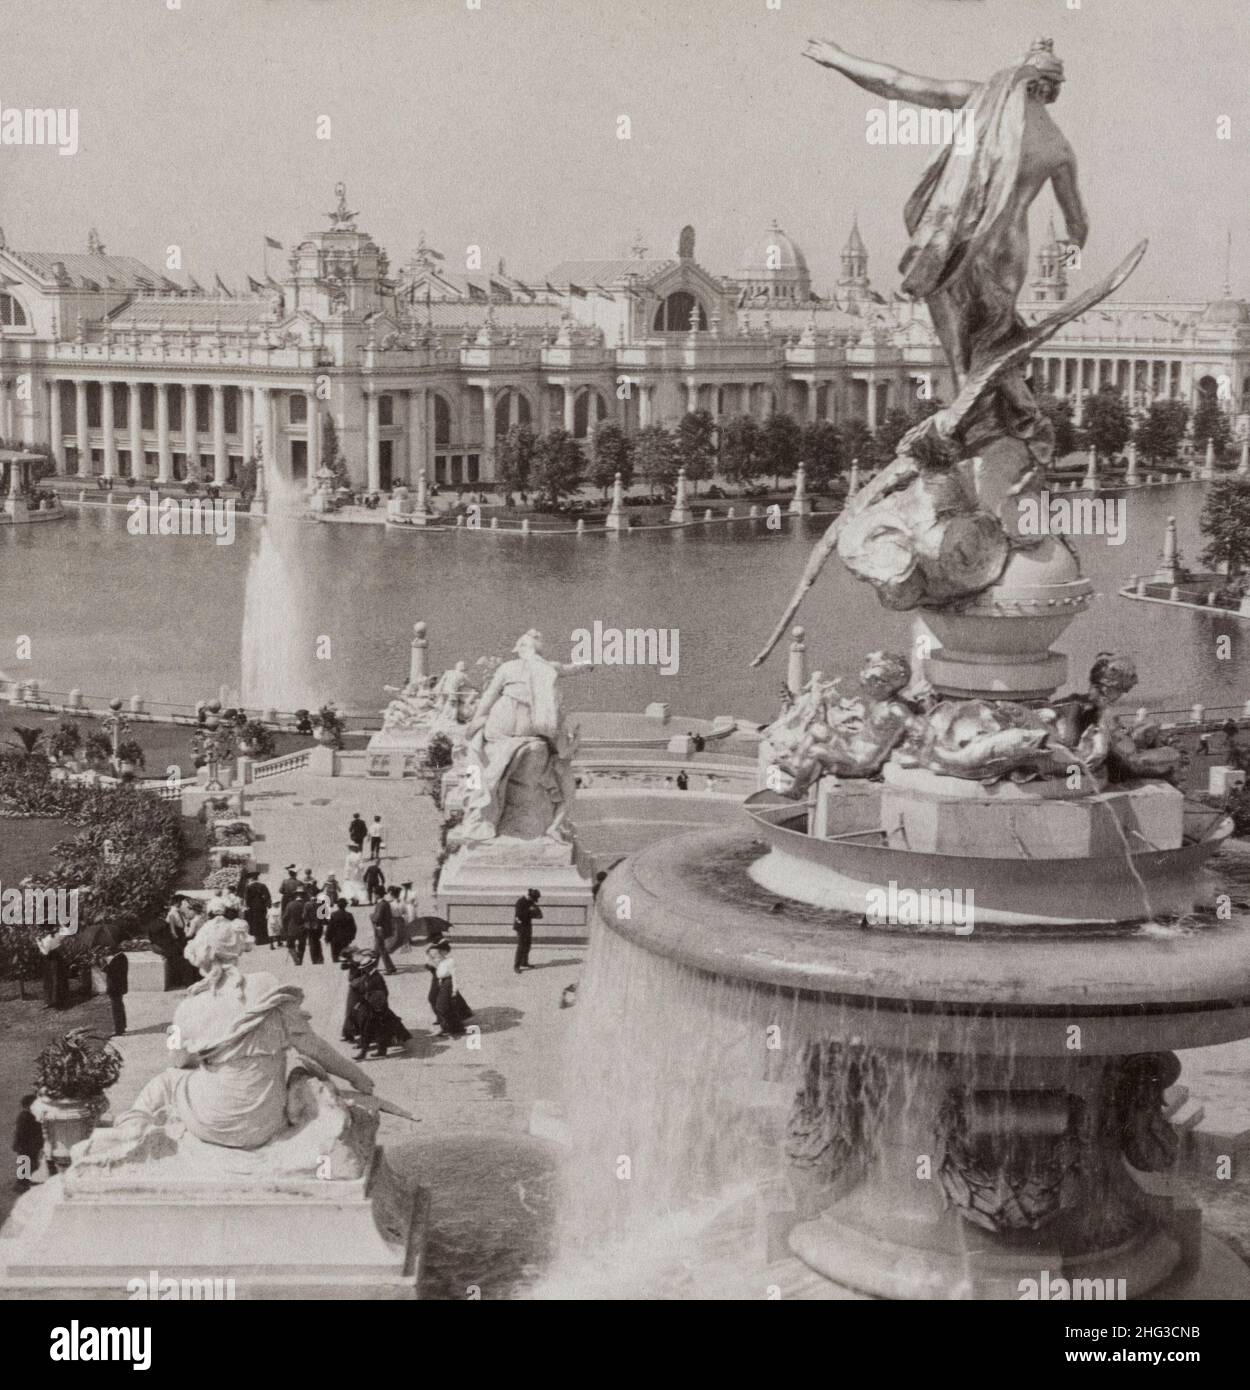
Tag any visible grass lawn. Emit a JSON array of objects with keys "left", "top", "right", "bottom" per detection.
[{"left": 0, "top": 816, "right": 74, "bottom": 884}]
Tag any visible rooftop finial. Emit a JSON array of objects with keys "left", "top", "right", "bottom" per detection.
[{"left": 326, "top": 182, "right": 358, "bottom": 229}]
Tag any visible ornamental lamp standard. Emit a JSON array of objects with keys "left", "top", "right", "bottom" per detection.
[
  {"left": 197, "top": 699, "right": 230, "bottom": 791},
  {"left": 102, "top": 697, "right": 128, "bottom": 774}
]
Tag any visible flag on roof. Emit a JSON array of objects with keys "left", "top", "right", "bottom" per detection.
[
  {"left": 185, "top": 274, "right": 204, "bottom": 293},
  {"left": 247, "top": 275, "right": 266, "bottom": 293},
  {"left": 213, "top": 272, "right": 233, "bottom": 297},
  {"left": 545, "top": 281, "right": 560, "bottom": 295},
  {"left": 566, "top": 282, "right": 588, "bottom": 299},
  {"left": 464, "top": 281, "right": 489, "bottom": 303},
  {"left": 264, "top": 236, "right": 283, "bottom": 251},
  {"left": 592, "top": 284, "right": 614, "bottom": 300}
]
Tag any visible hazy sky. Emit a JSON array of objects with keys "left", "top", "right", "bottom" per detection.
[{"left": 4, "top": 0, "right": 1248, "bottom": 302}]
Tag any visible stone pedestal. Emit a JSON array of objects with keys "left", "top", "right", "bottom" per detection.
[
  {"left": 880, "top": 764, "right": 1184, "bottom": 859},
  {"left": 0, "top": 1147, "right": 426, "bottom": 1299},
  {"left": 437, "top": 838, "right": 593, "bottom": 939}
]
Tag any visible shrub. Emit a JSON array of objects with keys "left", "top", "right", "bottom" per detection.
[
  {"left": 203, "top": 865, "right": 243, "bottom": 893},
  {"left": 236, "top": 719, "right": 275, "bottom": 760},
  {"left": 115, "top": 740, "right": 146, "bottom": 769},
  {"left": 35, "top": 1028, "right": 123, "bottom": 1100},
  {"left": 49, "top": 720, "right": 83, "bottom": 762}
]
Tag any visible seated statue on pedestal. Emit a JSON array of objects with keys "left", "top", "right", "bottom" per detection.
[
  {"left": 74, "top": 919, "right": 382, "bottom": 1180},
  {"left": 453, "top": 629, "right": 593, "bottom": 844}
]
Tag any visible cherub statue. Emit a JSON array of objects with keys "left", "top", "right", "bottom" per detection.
[{"left": 779, "top": 652, "right": 920, "bottom": 799}]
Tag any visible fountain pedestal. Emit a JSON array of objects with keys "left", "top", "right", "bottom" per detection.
[
  {"left": 588, "top": 829, "right": 1250, "bottom": 1301},
  {"left": 437, "top": 838, "right": 593, "bottom": 937}
]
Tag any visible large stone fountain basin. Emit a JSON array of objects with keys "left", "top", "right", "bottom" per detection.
[
  {"left": 746, "top": 786, "right": 1231, "bottom": 926},
  {"left": 603, "top": 828, "right": 1250, "bottom": 1057}
]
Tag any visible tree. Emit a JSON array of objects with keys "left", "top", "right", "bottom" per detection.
[
  {"left": 1080, "top": 384, "right": 1131, "bottom": 461},
  {"left": 841, "top": 419, "right": 875, "bottom": 473},
  {"left": 798, "top": 420, "right": 843, "bottom": 491},
  {"left": 321, "top": 415, "right": 349, "bottom": 489},
  {"left": 532, "top": 429, "right": 585, "bottom": 508},
  {"left": 874, "top": 406, "right": 916, "bottom": 463},
  {"left": 756, "top": 412, "right": 801, "bottom": 490},
  {"left": 1193, "top": 396, "right": 1232, "bottom": 462},
  {"left": 496, "top": 424, "right": 538, "bottom": 500},
  {"left": 633, "top": 424, "right": 679, "bottom": 493},
  {"left": 675, "top": 409, "right": 717, "bottom": 492},
  {"left": 719, "top": 415, "right": 759, "bottom": 489},
  {"left": 1036, "top": 394, "right": 1077, "bottom": 460},
  {"left": 588, "top": 422, "right": 634, "bottom": 498},
  {"left": 1134, "top": 399, "right": 1188, "bottom": 464},
  {"left": 1199, "top": 476, "right": 1250, "bottom": 576}
]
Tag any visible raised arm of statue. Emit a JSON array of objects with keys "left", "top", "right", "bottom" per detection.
[
  {"left": 1051, "top": 159, "right": 1089, "bottom": 248},
  {"left": 803, "top": 39, "right": 976, "bottom": 109}
]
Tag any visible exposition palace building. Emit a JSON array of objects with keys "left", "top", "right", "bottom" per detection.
[{"left": 0, "top": 189, "right": 1247, "bottom": 492}]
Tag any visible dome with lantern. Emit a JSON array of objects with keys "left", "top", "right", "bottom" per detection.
[{"left": 736, "top": 220, "right": 812, "bottom": 303}]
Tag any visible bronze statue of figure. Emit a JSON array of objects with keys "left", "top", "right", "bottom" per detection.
[
  {"left": 754, "top": 38, "right": 1145, "bottom": 664},
  {"left": 803, "top": 35, "right": 1085, "bottom": 462}
]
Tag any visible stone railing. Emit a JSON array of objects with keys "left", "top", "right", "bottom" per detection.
[{"left": 250, "top": 749, "right": 312, "bottom": 781}]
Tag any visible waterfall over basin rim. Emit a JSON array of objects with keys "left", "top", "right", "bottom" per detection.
[{"left": 582, "top": 829, "right": 1250, "bottom": 1298}]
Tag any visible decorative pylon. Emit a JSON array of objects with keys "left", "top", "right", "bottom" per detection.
[
  {"left": 1084, "top": 444, "right": 1098, "bottom": 489},
  {"left": 847, "top": 460, "right": 861, "bottom": 497},
  {"left": 1203, "top": 437, "right": 1216, "bottom": 480},
  {"left": 789, "top": 461, "right": 812, "bottom": 515},
  {"left": 787, "top": 626, "right": 807, "bottom": 697},
  {"left": 605, "top": 471, "right": 626, "bottom": 532},
  {"left": 1125, "top": 439, "right": 1139, "bottom": 485},
  {"left": 669, "top": 466, "right": 691, "bottom": 524},
  {"left": 412, "top": 468, "right": 431, "bottom": 526},
  {"left": 1239, "top": 437, "right": 1250, "bottom": 477},
  {"left": 409, "top": 622, "right": 429, "bottom": 687}
]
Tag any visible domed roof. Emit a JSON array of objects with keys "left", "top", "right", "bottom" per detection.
[
  {"left": 1201, "top": 296, "right": 1250, "bottom": 326},
  {"left": 739, "top": 220, "right": 809, "bottom": 277}
]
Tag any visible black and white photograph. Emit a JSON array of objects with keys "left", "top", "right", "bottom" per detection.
[{"left": 0, "top": 0, "right": 1248, "bottom": 1343}]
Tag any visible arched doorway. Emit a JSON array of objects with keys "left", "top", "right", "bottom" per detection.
[
  {"left": 653, "top": 291, "right": 707, "bottom": 333},
  {"left": 494, "top": 389, "right": 532, "bottom": 438},
  {"left": 573, "top": 387, "right": 608, "bottom": 439}
]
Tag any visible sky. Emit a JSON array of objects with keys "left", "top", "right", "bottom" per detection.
[{"left": 2, "top": 0, "right": 1248, "bottom": 302}]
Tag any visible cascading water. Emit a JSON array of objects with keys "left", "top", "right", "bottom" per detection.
[{"left": 239, "top": 468, "right": 326, "bottom": 712}]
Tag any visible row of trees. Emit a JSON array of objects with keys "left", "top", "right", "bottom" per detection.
[
  {"left": 1054, "top": 387, "right": 1234, "bottom": 466},
  {"left": 493, "top": 400, "right": 947, "bottom": 506}
]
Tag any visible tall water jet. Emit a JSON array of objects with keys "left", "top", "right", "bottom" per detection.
[{"left": 240, "top": 464, "right": 327, "bottom": 712}]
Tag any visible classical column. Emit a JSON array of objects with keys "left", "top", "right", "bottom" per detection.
[
  {"left": 156, "top": 384, "right": 172, "bottom": 483},
  {"left": 366, "top": 388, "right": 380, "bottom": 492},
  {"left": 686, "top": 380, "right": 699, "bottom": 415},
  {"left": 1073, "top": 359, "right": 1085, "bottom": 426},
  {"left": 101, "top": 381, "right": 116, "bottom": 479},
  {"left": 562, "top": 383, "right": 575, "bottom": 433},
  {"left": 49, "top": 380, "right": 64, "bottom": 472},
  {"left": 241, "top": 386, "right": 254, "bottom": 460},
  {"left": 128, "top": 383, "right": 142, "bottom": 480},
  {"left": 806, "top": 379, "right": 819, "bottom": 422},
  {"left": 75, "top": 379, "right": 89, "bottom": 477},
  {"left": 408, "top": 388, "right": 426, "bottom": 486},
  {"left": 866, "top": 375, "right": 878, "bottom": 432},
  {"left": 639, "top": 384, "right": 652, "bottom": 427},
  {"left": 184, "top": 384, "right": 199, "bottom": 480},
  {"left": 212, "top": 384, "right": 227, "bottom": 485},
  {"left": 481, "top": 386, "right": 495, "bottom": 478},
  {"left": 305, "top": 389, "right": 320, "bottom": 483},
  {"left": 253, "top": 386, "right": 269, "bottom": 464}
]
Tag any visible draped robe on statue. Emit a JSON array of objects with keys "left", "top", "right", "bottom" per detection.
[{"left": 457, "top": 653, "right": 579, "bottom": 843}]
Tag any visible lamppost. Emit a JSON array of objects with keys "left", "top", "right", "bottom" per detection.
[{"left": 102, "top": 697, "right": 128, "bottom": 774}]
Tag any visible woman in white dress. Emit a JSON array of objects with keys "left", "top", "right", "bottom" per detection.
[{"left": 342, "top": 844, "right": 367, "bottom": 906}]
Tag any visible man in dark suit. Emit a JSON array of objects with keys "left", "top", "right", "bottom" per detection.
[
  {"left": 282, "top": 890, "right": 308, "bottom": 965},
  {"left": 325, "top": 898, "right": 357, "bottom": 962},
  {"left": 303, "top": 891, "right": 325, "bottom": 965},
  {"left": 512, "top": 887, "right": 542, "bottom": 974},
  {"left": 370, "top": 891, "right": 397, "bottom": 975},
  {"left": 243, "top": 872, "right": 272, "bottom": 946},
  {"left": 104, "top": 947, "right": 129, "bottom": 1035},
  {"left": 348, "top": 813, "right": 368, "bottom": 853}
]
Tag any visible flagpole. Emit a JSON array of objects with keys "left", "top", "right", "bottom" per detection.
[{"left": 262, "top": 238, "right": 268, "bottom": 285}]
